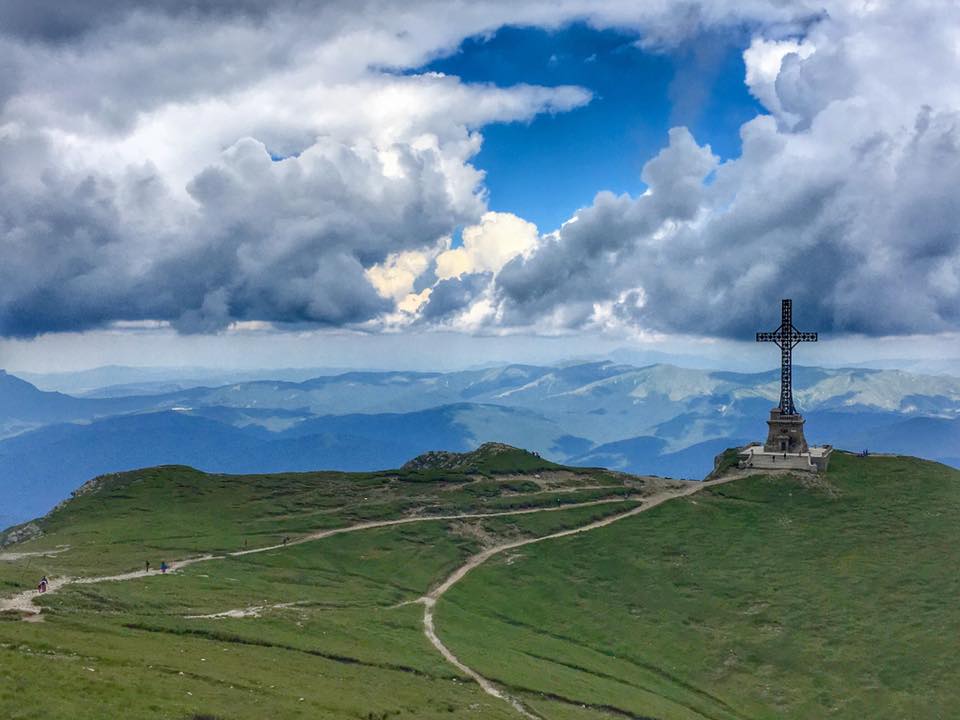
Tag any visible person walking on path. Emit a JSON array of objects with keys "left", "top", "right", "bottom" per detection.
[
  {"left": 38, "top": 576, "right": 48, "bottom": 594},
  {"left": 160, "top": 561, "right": 168, "bottom": 574},
  {"left": 145, "top": 560, "right": 150, "bottom": 573}
]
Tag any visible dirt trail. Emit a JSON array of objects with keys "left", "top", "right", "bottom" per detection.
[
  {"left": 416, "top": 475, "right": 739, "bottom": 718},
  {"left": 0, "top": 545, "right": 70, "bottom": 562},
  {"left": 0, "top": 554, "right": 219, "bottom": 615},
  {"left": 0, "top": 495, "right": 655, "bottom": 616},
  {"left": 233, "top": 496, "right": 656, "bottom": 556},
  {"left": 0, "top": 474, "right": 739, "bottom": 718},
  {"left": 185, "top": 601, "right": 303, "bottom": 620}
]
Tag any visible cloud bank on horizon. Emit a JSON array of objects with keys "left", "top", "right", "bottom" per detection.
[{"left": 0, "top": 0, "right": 957, "bottom": 341}]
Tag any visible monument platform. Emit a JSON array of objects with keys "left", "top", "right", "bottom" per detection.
[{"left": 738, "top": 443, "right": 833, "bottom": 473}]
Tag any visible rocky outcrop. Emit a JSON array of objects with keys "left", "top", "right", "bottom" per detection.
[
  {"left": 402, "top": 442, "right": 534, "bottom": 472},
  {"left": 0, "top": 521, "right": 43, "bottom": 547}
]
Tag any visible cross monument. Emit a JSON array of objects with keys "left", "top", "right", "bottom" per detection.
[{"left": 756, "top": 299, "right": 817, "bottom": 453}]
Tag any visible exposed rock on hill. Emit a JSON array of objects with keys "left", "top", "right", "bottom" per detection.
[
  {"left": 0, "top": 521, "right": 42, "bottom": 547},
  {"left": 402, "top": 442, "right": 558, "bottom": 474}
]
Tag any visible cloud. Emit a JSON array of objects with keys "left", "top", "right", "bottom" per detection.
[
  {"left": 0, "top": 1, "right": 273, "bottom": 43},
  {"left": 365, "top": 210, "right": 539, "bottom": 326},
  {"left": 0, "top": 6, "right": 595, "bottom": 337},
  {"left": 494, "top": 126, "right": 718, "bottom": 328},
  {"left": 742, "top": 36, "right": 815, "bottom": 122},
  {"left": 4, "top": 0, "right": 955, "bottom": 341},
  {"left": 479, "top": 2, "right": 960, "bottom": 339},
  {"left": 420, "top": 272, "right": 494, "bottom": 321},
  {"left": 436, "top": 212, "right": 539, "bottom": 280}
]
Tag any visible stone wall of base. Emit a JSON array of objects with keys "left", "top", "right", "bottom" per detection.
[{"left": 737, "top": 444, "right": 833, "bottom": 474}]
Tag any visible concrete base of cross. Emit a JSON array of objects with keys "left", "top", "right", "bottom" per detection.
[
  {"left": 738, "top": 443, "right": 833, "bottom": 473},
  {"left": 764, "top": 407, "right": 811, "bottom": 453}
]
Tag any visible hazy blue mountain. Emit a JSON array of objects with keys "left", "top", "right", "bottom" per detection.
[
  {"left": 101, "top": 363, "right": 960, "bottom": 442},
  {"left": 80, "top": 382, "right": 213, "bottom": 398},
  {"left": 10, "top": 362, "right": 957, "bottom": 440},
  {"left": 2, "top": 360, "right": 959, "bottom": 527},
  {"left": 571, "top": 436, "right": 753, "bottom": 479},
  {"left": 0, "top": 403, "right": 582, "bottom": 525},
  {"left": 838, "top": 416, "right": 960, "bottom": 465},
  {"left": 0, "top": 370, "right": 193, "bottom": 438},
  {"left": 839, "top": 358, "right": 960, "bottom": 377},
  {"left": 18, "top": 365, "right": 353, "bottom": 395}
]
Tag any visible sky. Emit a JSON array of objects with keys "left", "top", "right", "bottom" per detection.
[
  {"left": 421, "top": 23, "right": 763, "bottom": 231},
  {"left": 0, "top": 1, "right": 957, "bottom": 373}
]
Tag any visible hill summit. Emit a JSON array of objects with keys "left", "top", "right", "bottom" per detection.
[{"left": 401, "top": 441, "right": 561, "bottom": 474}]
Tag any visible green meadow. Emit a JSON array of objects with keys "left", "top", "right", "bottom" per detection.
[
  {"left": 1, "top": 448, "right": 958, "bottom": 719},
  {"left": 438, "top": 453, "right": 960, "bottom": 719}
]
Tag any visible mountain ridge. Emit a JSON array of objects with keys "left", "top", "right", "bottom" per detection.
[{"left": 2, "top": 360, "right": 958, "bottom": 527}]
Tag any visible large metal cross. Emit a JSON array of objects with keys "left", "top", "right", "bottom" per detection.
[{"left": 756, "top": 299, "right": 817, "bottom": 415}]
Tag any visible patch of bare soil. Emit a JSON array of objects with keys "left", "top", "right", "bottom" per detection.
[
  {"left": 0, "top": 545, "right": 70, "bottom": 562},
  {"left": 448, "top": 521, "right": 507, "bottom": 549}
]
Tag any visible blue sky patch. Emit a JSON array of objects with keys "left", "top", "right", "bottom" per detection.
[{"left": 423, "top": 23, "right": 763, "bottom": 231}]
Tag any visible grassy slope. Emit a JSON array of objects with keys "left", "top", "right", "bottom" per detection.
[
  {"left": 5, "top": 450, "right": 959, "bottom": 719},
  {"left": 2, "top": 523, "right": 489, "bottom": 720},
  {"left": 437, "top": 453, "right": 960, "bottom": 719},
  {"left": 0, "top": 447, "right": 629, "bottom": 586},
  {"left": 0, "top": 447, "right": 646, "bottom": 720},
  {"left": 0, "top": 506, "right": 638, "bottom": 720}
]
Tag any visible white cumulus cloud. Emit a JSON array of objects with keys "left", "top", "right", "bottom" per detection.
[
  {"left": 436, "top": 212, "right": 539, "bottom": 280},
  {"left": 1, "top": 0, "right": 955, "bottom": 342},
  {"left": 478, "top": 1, "right": 960, "bottom": 338}
]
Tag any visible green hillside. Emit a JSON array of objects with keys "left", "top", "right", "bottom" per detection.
[
  {"left": 0, "top": 443, "right": 631, "bottom": 582},
  {"left": 438, "top": 453, "right": 960, "bottom": 719},
  {"left": 1, "top": 449, "right": 958, "bottom": 719},
  {"left": 0, "top": 446, "right": 659, "bottom": 720}
]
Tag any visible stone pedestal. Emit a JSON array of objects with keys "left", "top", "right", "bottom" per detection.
[
  {"left": 737, "top": 444, "right": 832, "bottom": 473},
  {"left": 764, "top": 408, "right": 809, "bottom": 453}
]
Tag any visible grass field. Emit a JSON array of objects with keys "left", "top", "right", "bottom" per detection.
[
  {"left": 2, "top": 448, "right": 958, "bottom": 719},
  {"left": 0, "top": 444, "right": 637, "bottom": 585},
  {"left": 437, "top": 453, "right": 960, "bottom": 719},
  {"left": 0, "top": 445, "right": 660, "bottom": 719}
]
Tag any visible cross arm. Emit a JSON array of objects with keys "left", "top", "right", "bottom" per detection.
[
  {"left": 756, "top": 331, "right": 780, "bottom": 342},
  {"left": 793, "top": 331, "right": 818, "bottom": 343}
]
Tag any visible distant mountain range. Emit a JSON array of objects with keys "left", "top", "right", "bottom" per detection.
[{"left": 1, "top": 362, "right": 958, "bottom": 527}]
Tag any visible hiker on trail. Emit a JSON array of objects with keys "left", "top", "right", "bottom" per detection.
[
  {"left": 160, "top": 561, "right": 168, "bottom": 574},
  {"left": 38, "top": 576, "right": 48, "bottom": 594},
  {"left": 283, "top": 536, "right": 289, "bottom": 547},
  {"left": 145, "top": 560, "right": 150, "bottom": 573}
]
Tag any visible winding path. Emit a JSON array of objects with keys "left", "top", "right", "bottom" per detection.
[
  {"left": 0, "top": 475, "right": 738, "bottom": 717},
  {"left": 415, "top": 476, "right": 740, "bottom": 717},
  {"left": 0, "top": 495, "right": 670, "bottom": 616}
]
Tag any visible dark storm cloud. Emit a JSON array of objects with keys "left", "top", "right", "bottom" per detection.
[
  {"left": 0, "top": 0, "right": 617, "bottom": 338},
  {"left": 483, "top": 5, "right": 960, "bottom": 339},
  {"left": 419, "top": 272, "right": 492, "bottom": 320},
  {"left": 495, "top": 127, "right": 719, "bottom": 328},
  {"left": 493, "top": 106, "right": 960, "bottom": 338},
  {"left": 0, "top": 0, "right": 956, "bottom": 340},
  {"left": 0, "top": 1, "right": 279, "bottom": 42},
  {"left": 0, "top": 134, "right": 459, "bottom": 337}
]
